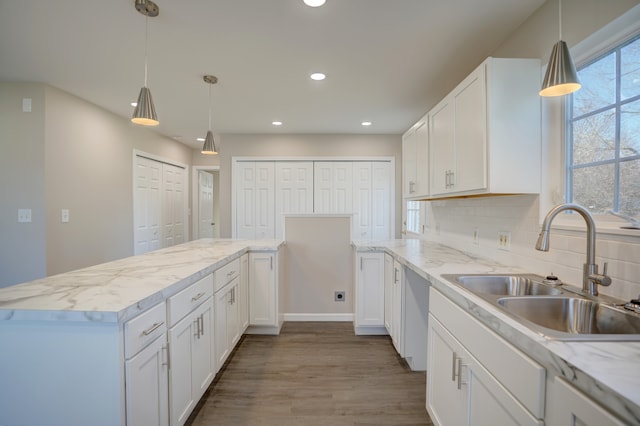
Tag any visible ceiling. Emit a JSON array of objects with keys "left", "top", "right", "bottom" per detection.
[{"left": 0, "top": 0, "right": 546, "bottom": 149}]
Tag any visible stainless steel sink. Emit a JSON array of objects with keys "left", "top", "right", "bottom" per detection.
[
  {"left": 443, "top": 273, "right": 640, "bottom": 341},
  {"left": 448, "top": 274, "right": 562, "bottom": 296},
  {"left": 498, "top": 297, "right": 640, "bottom": 339}
]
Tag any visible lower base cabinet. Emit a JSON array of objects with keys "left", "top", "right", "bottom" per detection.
[
  {"left": 214, "top": 277, "right": 240, "bottom": 369},
  {"left": 427, "top": 288, "right": 544, "bottom": 426},
  {"left": 546, "top": 377, "right": 626, "bottom": 426},
  {"left": 354, "top": 251, "right": 385, "bottom": 334}
]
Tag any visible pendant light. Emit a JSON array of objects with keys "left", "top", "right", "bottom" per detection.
[
  {"left": 539, "top": 0, "right": 581, "bottom": 97},
  {"left": 132, "top": 0, "right": 160, "bottom": 126},
  {"left": 201, "top": 75, "right": 219, "bottom": 155}
]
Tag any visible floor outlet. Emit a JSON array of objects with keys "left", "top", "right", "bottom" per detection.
[
  {"left": 498, "top": 231, "right": 511, "bottom": 250},
  {"left": 334, "top": 291, "right": 345, "bottom": 302}
]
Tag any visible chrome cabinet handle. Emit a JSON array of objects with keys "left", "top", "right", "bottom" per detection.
[
  {"left": 451, "top": 352, "right": 457, "bottom": 381},
  {"left": 457, "top": 358, "right": 465, "bottom": 390},
  {"left": 141, "top": 321, "right": 164, "bottom": 336},
  {"left": 192, "top": 292, "right": 205, "bottom": 302},
  {"left": 162, "top": 343, "right": 170, "bottom": 368},
  {"left": 226, "top": 270, "right": 236, "bottom": 277}
]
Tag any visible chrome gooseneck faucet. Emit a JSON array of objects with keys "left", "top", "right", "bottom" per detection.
[{"left": 536, "top": 203, "right": 612, "bottom": 296}]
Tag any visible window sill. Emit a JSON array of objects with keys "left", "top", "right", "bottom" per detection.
[{"left": 547, "top": 216, "right": 640, "bottom": 239}]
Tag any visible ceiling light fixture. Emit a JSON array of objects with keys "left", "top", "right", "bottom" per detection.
[
  {"left": 201, "top": 75, "right": 219, "bottom": 155},
  {"left": 539, "top": 0, "right": 581, "bottom": 97},
  {"left": 304, "top": 0, "right": 326, "bottom": 7},
  {"left": 310, "top": 72, "right": 326, "bottom": 81},
  {"left": 361, "top": 121, "right": 372, "bottom": 126},
  {"left": 272, "top": 121, "right": 283, "bottom": 126},
  {"left": 131, "top": 0, "right": 160, "bottom": 126}
]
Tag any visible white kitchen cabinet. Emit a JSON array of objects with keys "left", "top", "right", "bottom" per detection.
[
  {"left": 275, "top": 162, "right": 314, "bottom": 239},
  {"left": 214, "top": 276, "right": 240, "bottom": 369},
  {"left": 383, "top": 254, "right": 394, "bottom": 335},
  {"left": 167, "top": 275, "right": 215, "bottom": 426},
  {"left": 353, "top": 162, "right": 391, "bottom": 240},
  {"left": 235, "top": 161, "right": 276, "bottom": 239},
  {"left": 428, "top": 57, "right": 541, "bottom": 198},
  {"left": 546, "top": 377, "right": 626, "bottom": 426},
  {"left": 124, "top": 302, "right": 169, "bottom": 426},
  {"left": 248, "top": 251, "right": 282, "bottom": 334},
  {"left": 314, "top": 161, "right": 353, "bottom": 213},
  {"left": 427, "top": 288, "right": 544, "bottom": 426},
  {"left": 402, "top": 116, "right": 429, "bottom": 198},
  {"left": 239, "top": 253, "right": 250, "bottom": 331},
  {"left": 391, "top": 259, "right": 404, "bottom": 355},
  {"left": 354, "top": 251, "right": 385, "bottom": 334}
]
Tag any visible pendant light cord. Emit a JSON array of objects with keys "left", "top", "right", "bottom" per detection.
[
  {"left": 144, "top": 15, "right": 149, "bottom": 87},
  {"left": 208, "top": 83, "right": 212, "bottom": 131},
  {"left": 558, "top": 0, "right": 562, "bottom": 41}
]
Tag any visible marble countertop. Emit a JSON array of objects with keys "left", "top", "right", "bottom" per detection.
[
  {"left": 354, "top": 238, "right": 640, "bottom": 424},
  {"left": 0, "top": 239, "right": 283, "bottom": 324}
]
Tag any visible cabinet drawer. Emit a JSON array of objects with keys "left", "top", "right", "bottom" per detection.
[
  {"left": 124, "top": 302, "right": 167, "bottom": 359},
  {"left": 167, "top": 274, "right": 214, "bottom": 327},
  {"left": 214, "top": 258, "right": 240, "bottom": 292},
  {"left": 430, "top": 288, "right": 545, "bottom": 418}
]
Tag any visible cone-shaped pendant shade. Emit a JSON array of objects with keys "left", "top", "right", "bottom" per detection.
[
  {"left": 132, "top": 86, "right": 159, "bottom": 126},
  {"left": 201, "top": 130, "right": 218, "bottom": 155},
  {"left": 540, "top": 40, "right": 581, "bottom": 97}
]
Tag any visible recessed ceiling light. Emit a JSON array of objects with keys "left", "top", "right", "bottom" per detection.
[
  {"left": 362, "top": 121, "right": 372, "bottom": 126},
  {"left": 310, "top": 72, "right": 326, "bottom": 81},
  {"left": 196, "top": 137, "right": 205, "bottom": 142},
  {"left": 304, "top": 0, "right": 326, "bottom": 7},
  {"left": 272, "top": 121, "right": 283, "bottom": 126}
]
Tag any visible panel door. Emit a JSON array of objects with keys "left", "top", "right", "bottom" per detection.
[
  {"left": 371, "top": 162, "right": 391, "bottom": 240},
  {"left": 125, "top": 334, "right": 169, "bottom": 426},
  {"left": 134, "top": 156, "right": 162, "bottom": 255},
  {"left": 275, "top": 162, "right": 313, "bottom": 238},
  {"left": 191, "top": 299, "right": 215, "bottom": 402},
  {"left": 198, "top": 170, "right": 215, "bottom": 239},
  {"left": 214, "top": 288, "right": 230, "bottom": 369},
  {"left": 402, "top": 128, "right": 418, "bottom": 197},
  {"left": 228, "top": 282, "right": 241, "bottom": 347},
  {"left": 383, "top": 254, "right": 394, "bottom": 335},
  {"left": 352, "top": 162, "right": 372, "bottom": 240},
  {"left": 168, "top": 314, "right": 196, "bottom": 426},
  {"left": 333, "top": 162, "right": 353, "bottom": 213},
  {"left": 391, "top": 261, "right": 403, "bottom": 354},
  {"left": 236, "top": 162, "right": 256, "bottom": 239},
  {"left": 239, "top": 254, "right": 250, "bottom": 331},
  {"left": 163, "top": 163, "right": 185, "bottom": 247},
  {"left": 453, "top": 66, "right": 487, "bottom": 193},
  {"left": 355, "top": 253, "right": 384, "bottom": 327},
  {"left": 249, "top": 253, "right": 276, "bottom": 326},
  {"left": 254, "top": 162, "right": 275, "bottom": 239},
  {"left": 429, "top": 98, "right": 455, "bottom": 196},
  {"left": 313, "top": 162, "right": 334, "bottom": 213}
]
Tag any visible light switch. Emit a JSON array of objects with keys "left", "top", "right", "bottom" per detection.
[
  {"left": 18, "top": 209, "right": 32, "bottom": 223},
  {"left": 61, "top": 209, "right": 70, "bottom": 223},
  {"left": 22, "top": 98, "right": 32, "bottom": 113}
]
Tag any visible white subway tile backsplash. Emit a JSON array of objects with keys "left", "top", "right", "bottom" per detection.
[{"left": 421, "top": 195, "right": 640, "bottom": 302}]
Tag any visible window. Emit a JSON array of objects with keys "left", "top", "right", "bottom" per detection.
[
  {"left": 567, "top": 33, "right": 640, "bottom": 216},
  {"left": 406, "top": 200, "right": 421, "bottom": 234}
]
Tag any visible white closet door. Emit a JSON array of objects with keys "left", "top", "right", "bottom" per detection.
[
  {"left": 352, "top": 162, "right": 372, "bottom": 240},
  {"left": 134, "top": 156, "right": 162, "bottom": 255},
  {"left": 236, "top": 162, "right": 256, "bottom": 239},
  {"left": 254, "top": 163, "right": 275, "bottom": 239},
  {"left": 333, "top": 162, "right": 353, "bottom": 213},
  {"left": 275, "top": 162, "right": 313, "bottom": 239},
  {"left": 313, "top": 162, "right": 334, "bottom": 213},
  {"left": 163, "top": 164, "right": 185, "bottom": 247},
  {"left": 198, "top": 171, "right": 214, "bottom": 239},
  {"left": 371, "top": 162, "right": 390, "bottom": 240}
]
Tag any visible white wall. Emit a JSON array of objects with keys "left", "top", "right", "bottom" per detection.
[{"left": 414, "top": 1, "right": 640, "bottom": 302}]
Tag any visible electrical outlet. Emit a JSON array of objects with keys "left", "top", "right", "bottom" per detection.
[
  {"left": 18, "top": 208, "right": 32, "bottom": 223},
  {"left": 498, "top": 231, "right": 511, "bottom": 250},
  {"left": 334, "top": 291, "right": 345, "bottom": 302},
  {"left": 472, "top": 228, "right": 479, "bottom": 245},
  {"left": 61, "top": 209, "right": 70, "bottom": 223}
]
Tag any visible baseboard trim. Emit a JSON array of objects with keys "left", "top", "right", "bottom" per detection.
[{"left": 283, "top": 313, "right": 354, "bottom": 322}]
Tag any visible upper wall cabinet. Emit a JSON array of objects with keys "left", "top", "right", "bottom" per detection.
[
  {"left": 402, "top": 115, "right": 429, "bottom": 199},
  {"left": 428, "top": 57, "right": 541, "bottom": 198}
]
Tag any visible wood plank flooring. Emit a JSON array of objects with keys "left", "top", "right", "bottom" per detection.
[{"left": 187, "top": 322, "right": 433, "bottom": 426}]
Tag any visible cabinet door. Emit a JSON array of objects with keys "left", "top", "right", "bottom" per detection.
[
  {"left": 191, "top": 299, "right": 214, "bottom": 401},
  {"left": 414, "top": 121, "right": 429, "bottom": 197},
  {"left": 371, "top": 162, "right": 391, "bottom": 240},
  {"left": 229, "top": 283, "right": 241, "bottom": 348},
  {"left": 169, "top": 314, "right": 197, "bottom": 425},
  {"left": 391, "top": 261, "right": 403, "bottom": 354},
  {"left": 355, "top": 252, "right": 385, "bottom": 327},
  {"left": 383, "top": 254, "right": 394, "bottom": 335},
  {"left": 239, "top": 254, "right": 250, "bottom": 332},
  {"left": 249, "top": 252, "right": 277, "bottom": 326},
  {"left": 352, "top": 162, "right": 372, "bottom": 240},
  {"left": 546, "top": 377, "right": 625, "bottom": 426},
  {"left": 402, "top": 128, "right": 417, "bottom": 197},
  {"left": 214, "top": 288, "right": 230, "bottom": 369},
  {"left": 429, "top": 98, "right": 455, "bottom": 196},
  {"left": 427, "top": 315, "right": 468, "bottom": 426},
  {"left": 453, "top": 66, "right": 486, "bottom": 193},
  {"left": 125, "top": 334, "right": 169, "bottom": 426}
]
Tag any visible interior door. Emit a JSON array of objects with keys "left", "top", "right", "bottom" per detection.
[
  {"left": 198, "top": 170, "right": 215, "bottom": 239},
  {"left": 163, "top": 164, "right": 185, "bottom": 247},
  {"left": 134, "top": 156, "right": 162, "bottom": 255}
]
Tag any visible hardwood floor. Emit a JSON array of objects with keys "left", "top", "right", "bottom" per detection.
[{"left": 187, "top": 322, "right": 433, "bottom": 426}]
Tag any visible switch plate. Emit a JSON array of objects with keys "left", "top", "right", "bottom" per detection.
[
  {"left": 61, "top": 209, "right": 70, "bottom": 223},
  {"left": 22, "top": 98, "right": 32, "bottom": 112},
  {"left": 18, "top": 209, "right": 32, "bottom": 223},
  {"left": 498, "top": 231, "right": 511, "bottom": 250}
]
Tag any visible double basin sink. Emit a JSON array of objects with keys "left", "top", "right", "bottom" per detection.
[{"left": 442, "top": 274, "right": 640, "bottom": 341}]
